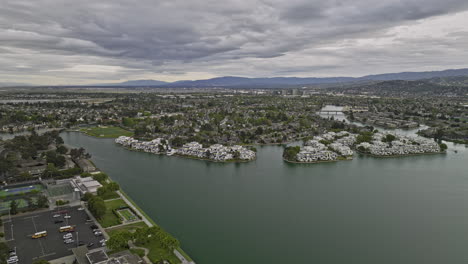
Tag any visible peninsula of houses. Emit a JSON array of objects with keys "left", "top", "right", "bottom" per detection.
[
  {"left": 356, "top": 132, "right": 444, "bottom": 157},
  {"left": 283, "top": 131, "right": 356, "bottom": 163},
  {"left": 283, "top": 130, "right": 446, "bottom": 163},
  {"left": 115, "top": 136, "right": 256, "bottom": 162}
]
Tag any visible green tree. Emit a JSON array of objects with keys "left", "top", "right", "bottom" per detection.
[
  {"left": 88, "top": 196, "right": 106, "bottom": 219},
  {"left": 171, "top": 137, "right": 185, "bottom": 147},
  {"left": 0, "top": 242, "right": 10, "bottom": 264},
  {"left": 382, "top": 134, "right": 396, "bottom": 143},
  {"left": 439, "top": 143, "right": 448, "bottom": 151},
  {"left": 9, "top": 200, "right": 18, "bottom": 215},
  {"left": 107, "top": 231, "right": 132, "bottom": 251},
  {"left": 283, "top": 146, "right": 300, "bottom": 161},
  {"left": 56, "top": 145, "right": 68, "bottom": 154},
  {"left": 92, "top": 173, "right": 108, "bottom": 184},
  {"left": 107, "top": 182, "right": 120, "bottom": 191},
  {"left": 82, "top": 192, "right": 94, "bottom": 202},
  {"left": 36, "top": 195, "right": 49, "bottom": 208}
]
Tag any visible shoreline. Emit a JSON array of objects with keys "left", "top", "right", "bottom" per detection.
[
  {"left": 355, "top": 149, "right": 446, "bottom": 158},
  {"left": 91, "top": 163, "right": 195, "bottom": 263},
  {"left": 282, "top": 156, "right": 353, "bottom": 164}
]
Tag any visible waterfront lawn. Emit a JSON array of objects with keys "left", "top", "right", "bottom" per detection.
[
  {"left": 80, "top": 126, "right": 133, "bottom": 138},
  {"left": 105, "top": 221, "right": 148, "bottom": 236},
  {"left": 99, "top": 199, "right": 128, "bottom": 227},
  {"left": 129, "top": 248, "right": 145, "bottom": 258},
  {"left": 145, "top": 240, "right": 181, "bottom": 264}
]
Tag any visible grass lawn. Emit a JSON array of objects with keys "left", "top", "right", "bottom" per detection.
[
  {"left": 98, "top": 199, "right": 128, "bottom": 228},
  {"left": 129, "top": 248, "right": 145, "bottom": 258},
  {"left": 99, "top": 191, "right": 120, "bottom": 200},
  {"left": 80, "top": 126, "right": 133, "bottom": 138},
  {"left": 105, "top": 221, "right": 148, "bottom": 236},
  {"left": 144, "top": 240, "right": 181, "bottom": 264}
]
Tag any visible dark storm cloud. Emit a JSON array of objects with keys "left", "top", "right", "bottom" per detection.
[{"left": 0, "top": 0, "right": 468, "bottom": 84}]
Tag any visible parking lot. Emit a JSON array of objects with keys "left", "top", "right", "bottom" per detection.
[{"left": 4, "top": 205, "right": 105, "bottom": 264}]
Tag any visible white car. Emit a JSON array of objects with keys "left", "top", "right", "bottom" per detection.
[
  {"left": 64, "top": 239, "right": 75, "bottom": 244},
  {"left": 94, "top": 231, "right": 103, "bottom": 236},
  {"left": 99, "top": 239, "right": 107, "bottom": 243},
  {"left": 53, "top": 214, "right": 61, "bottom": 218},
  {"left": 77, "top": 207, "right": 85, "bottom": 211},
  {"left": 64, "top": 215, "right": 71, "bottom": 219},
  {"left": 63, "top": 233, "right": 73, "bottom": 239}
]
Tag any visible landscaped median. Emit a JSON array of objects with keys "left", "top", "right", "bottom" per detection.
[{"left": 79, "top": 126, "right": 133, "bottom": 138}]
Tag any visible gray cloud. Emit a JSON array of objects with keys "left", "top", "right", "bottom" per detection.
[{"left": 0, "top": 0, "right": 468, "bottom": 84}]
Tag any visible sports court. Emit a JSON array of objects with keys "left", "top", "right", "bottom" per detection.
[
  {"left": 116, "top": 208, "right": 138, "bottom": 223},
  {"left": 0, "top": 185, "right": 43, "bottom": 198}
]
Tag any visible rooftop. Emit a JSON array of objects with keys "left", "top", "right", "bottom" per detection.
[{"left": 86, "top": 250, "right": 109, "bottom": 264}]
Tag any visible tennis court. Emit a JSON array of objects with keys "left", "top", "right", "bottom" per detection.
[
  {"left": 0, "top": 184, "right": 43, "bottom": 198},
  {"left": 46, "top": 184, "right": 73, "bottom": 197},
  {"left": 0, "top": 197, "right": 38, "bottom": 212},
  {"left": 117, "top": 208, "right": 138, "bottom": 222}
]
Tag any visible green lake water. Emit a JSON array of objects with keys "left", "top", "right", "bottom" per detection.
[{"left": 61, "top": 131, "right": 468, "bottom": 264}]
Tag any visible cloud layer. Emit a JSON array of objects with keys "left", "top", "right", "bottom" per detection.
[{"left": 1, "top": 0, "right": 468, "bottom": 84}]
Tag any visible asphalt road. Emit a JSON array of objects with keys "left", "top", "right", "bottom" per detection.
[{"left": 4, "top": 205, "right": 105, "bottom": 264}]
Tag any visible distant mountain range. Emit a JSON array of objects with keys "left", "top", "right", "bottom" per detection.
[
  {"left": 97, "top": 79, "right": 169, "bottom": 86},
  {"left": 2, "top": 68, "right": 468, "bottom": 88},
  {"left": 93, "top": 68, "right": 468, "bottom": 88}
]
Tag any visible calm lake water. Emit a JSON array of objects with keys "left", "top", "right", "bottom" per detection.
[{"left": 61, "top": 128, "right": 468, "bottom": 264}]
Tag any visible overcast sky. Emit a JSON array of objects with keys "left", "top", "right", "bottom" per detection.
[{"left": 1, "top": 0, "right": 468, "bottom": 85}]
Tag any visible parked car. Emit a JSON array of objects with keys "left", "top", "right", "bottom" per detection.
[
  {"left": 94, "top": 231, "right": 103, "bottom": 236},
  {"left": 53, "top": 214, "right": 61, "bottom": 218},
  {"left": 7, "top": 258, "right": 18, "bottom": 264},
  {"left": 63, "top": 233, "right": 73, "bottom": 239},
  {"left": 64, "top": 215, "right": 71, "bottom": 219},
  {"left": 64, "top": 239, "right": 75, "bottom": 244},
  {"left": 90, "top": 224, "right": 98, "bottom": 230},
  {"left": 101, "top": 242, "right": 106, "bottom": 247},
  {"left": 99, "top": 239, "right": 107, "bottom": 244},
  {"left": 78, "top": 241, "right": 85, "bottom": 246},
  {"left": 86, "top": 242, "right": 94, "bottom": 248},
  {"left": 54, "top": 219, "right": 64, "bottom": 224},
  {"left": 78, "top": 207, "right": 85, "bottom": 211}
]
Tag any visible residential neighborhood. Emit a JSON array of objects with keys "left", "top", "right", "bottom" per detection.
[{"left": 115, "top": 136, "right": 256, "bottom": 162}]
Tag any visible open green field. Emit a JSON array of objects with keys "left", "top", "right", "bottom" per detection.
[
  {"left": 105, "top": 221, "right": 148, "bottom": 236},
  {"left": 145, "top": 239, "right": 181, "bottom": 264},
  {"left": 99, "top": 198, "right": 128, "bottom": 227},
  {"left": 80, "top": 126, "right": 133, "bottom": 138}
]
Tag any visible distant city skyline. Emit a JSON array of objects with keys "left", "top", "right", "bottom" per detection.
[{"left": 1, "top": 0, "right": 468, "bottom": 85}]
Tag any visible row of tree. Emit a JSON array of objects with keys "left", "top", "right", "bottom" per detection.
[
  {"left": 9, "top": 194, "right": 48, "bottom": 215},
  {"left": 107, "top": 226, "right": 180, "bottom": 252}
]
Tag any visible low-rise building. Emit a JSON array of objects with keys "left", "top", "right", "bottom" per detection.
[{"left": 70, "top": 176, "right": 102, "bottom": 195}]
